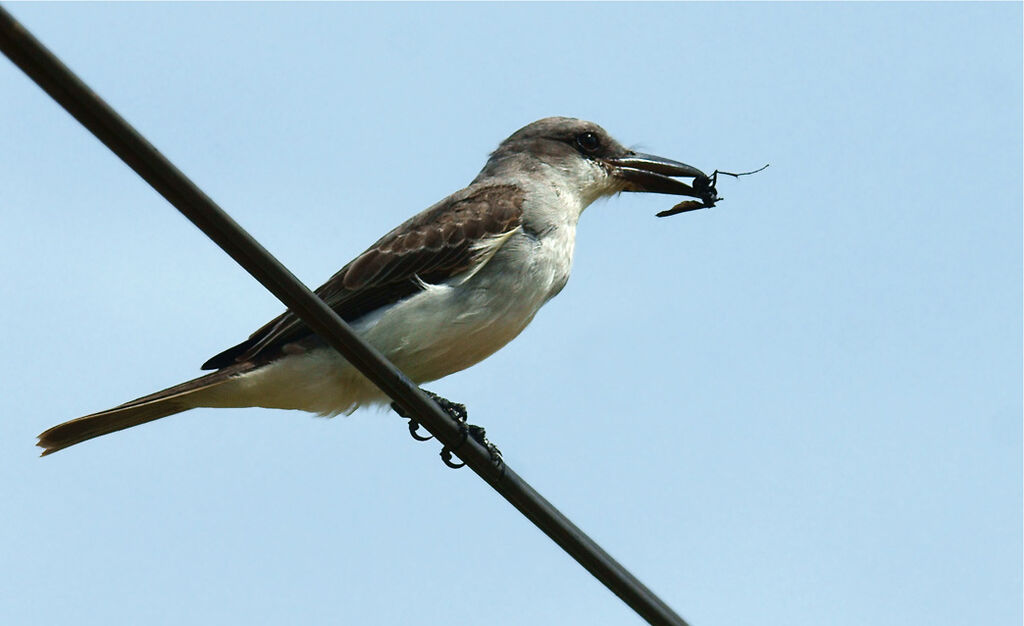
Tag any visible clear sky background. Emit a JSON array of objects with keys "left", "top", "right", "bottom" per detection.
[{"left": 1, "top": 3, "right": 1020, "bottom": 626}]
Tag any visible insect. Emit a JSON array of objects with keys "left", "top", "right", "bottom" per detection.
[{"left": 656, "top": 163, "right": 769, "bottom": 218}]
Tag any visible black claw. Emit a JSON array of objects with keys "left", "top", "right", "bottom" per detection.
[
  {"left": 439, "top": 419, "right": 471, "bottom": 469},
  {"left": 439, "top": 424, "right": 503, "bottom": 470},
  {"left": 392, "top": 389, "right": 468, "bottom": 445},
  {"left": 391, "top": 388, "right": 501, "bottom": 470},
  {"left": 440, "top": 447, "right": 466, "bottom": 469},
  {"left": 408, "top": 419, "right": 433, "bottom": 441},
  {"left": 392, "top": 400, "right": 432, "bottom": 441}
]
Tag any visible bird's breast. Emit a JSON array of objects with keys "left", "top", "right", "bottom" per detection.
[
  {"left": 524, "top": 220, "right": 577, "bottom": 302},
  {"left": 360, "top": 224, "right": 577, "bottom": 380}
]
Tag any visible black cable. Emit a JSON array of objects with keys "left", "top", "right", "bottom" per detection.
[{"left": 0, "top": 7, "right": 691, "bottom": 625}]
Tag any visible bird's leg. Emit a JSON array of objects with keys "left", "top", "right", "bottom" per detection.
[{"left": 391, "top": 389, "right": 502, "bottom": 469}]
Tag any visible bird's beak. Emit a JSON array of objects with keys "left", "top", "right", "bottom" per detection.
[{"left": 606, "top": 152, "right": 712, "bottom": 202}]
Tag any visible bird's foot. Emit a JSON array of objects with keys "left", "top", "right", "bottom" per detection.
[
  {"left": 391, "top": 390, "right": 466, "bottom": 442},
  {"left": 391, "top": 390, "right": 502, "bottom": 470},
  {"left": 440, "top": 423, "right": 503, "bottom": 469}
]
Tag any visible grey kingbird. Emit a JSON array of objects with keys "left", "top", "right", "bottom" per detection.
[{"left": 38, "top": 117, "right": 715, "bottom": 455}]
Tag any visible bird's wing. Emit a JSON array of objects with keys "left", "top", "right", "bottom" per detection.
[{"left": 200, "top": 184, "right": 525, "bottom": 370}]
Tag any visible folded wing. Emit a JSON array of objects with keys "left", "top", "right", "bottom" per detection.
[{"left": 201, "top": 184, "right": 524, "bottom": 370}]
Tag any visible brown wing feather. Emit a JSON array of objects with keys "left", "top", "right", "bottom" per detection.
[{"left": 201, "top": 184, "right": 524, "bottom": 370}]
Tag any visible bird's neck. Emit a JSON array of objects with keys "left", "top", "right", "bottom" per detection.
[{"left": 476, "top": 158, "right": 606, "bottom": 231}]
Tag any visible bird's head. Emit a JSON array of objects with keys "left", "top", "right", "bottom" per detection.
[{"left": 477, "top": 117, "right": 715, "bottom": 209}]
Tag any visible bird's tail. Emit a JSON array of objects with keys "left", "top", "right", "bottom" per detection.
[{"left": 37, "top": 364, "right": 254, "bottom": 456}]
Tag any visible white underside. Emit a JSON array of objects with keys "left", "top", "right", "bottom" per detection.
[{"left": 198, "top": 221, "right": 578, "bottom": 416}]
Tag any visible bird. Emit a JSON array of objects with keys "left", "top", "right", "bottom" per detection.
[{"left": 37, "top": 116, "right": 715, "bottom": 456}]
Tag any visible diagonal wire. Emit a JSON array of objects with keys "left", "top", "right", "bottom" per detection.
[{"left": 0, "top": 6, "right": 691, "bottom": 626}]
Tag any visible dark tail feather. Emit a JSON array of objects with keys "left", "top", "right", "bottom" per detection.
[
  {"left": 38, "top": 400, "right": 191, "bottom": 456},
  {"left": 37, "top": 365, "right": 252, "bottom": 456}
]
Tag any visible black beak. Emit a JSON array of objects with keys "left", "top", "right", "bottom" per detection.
[{"left": 606, "top": 152, "right": 714, "bottom": 203}]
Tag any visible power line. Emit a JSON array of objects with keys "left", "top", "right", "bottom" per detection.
[{"left": 0, "top": 6, "right": 691, "bottom": 625}]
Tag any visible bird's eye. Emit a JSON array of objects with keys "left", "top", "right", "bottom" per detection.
[{"left": 575, "top": 131, "right": 601, "bottom": 153}]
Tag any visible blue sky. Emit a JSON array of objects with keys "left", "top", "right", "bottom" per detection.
[{"left": 1, "top": 3, "right": 1020, "bottom": 625}]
